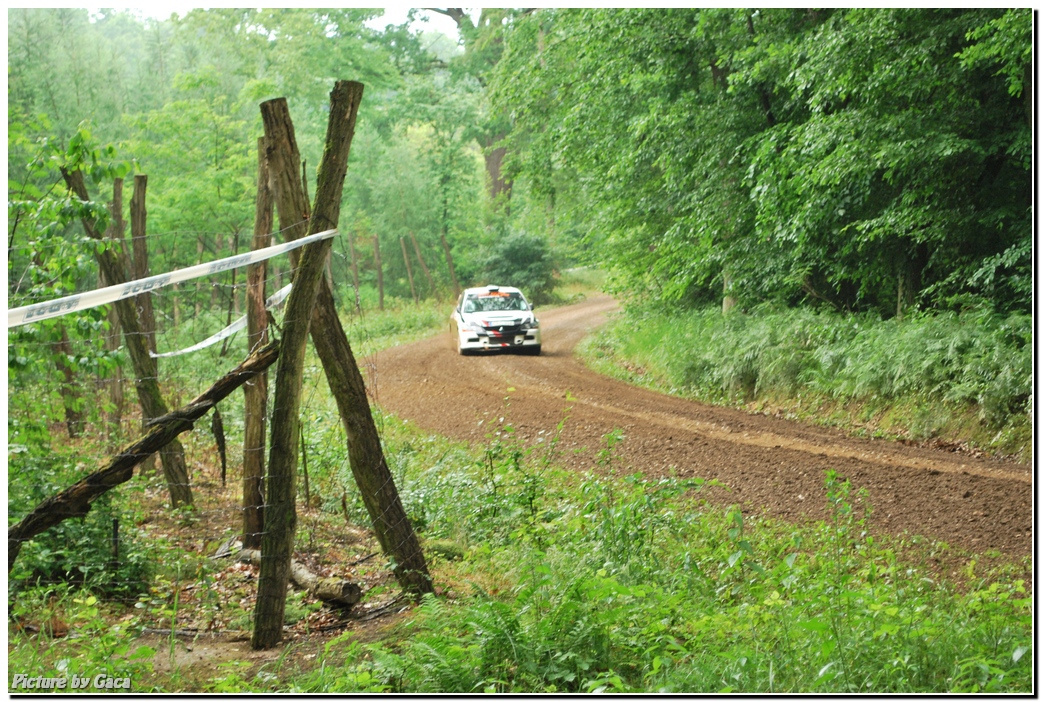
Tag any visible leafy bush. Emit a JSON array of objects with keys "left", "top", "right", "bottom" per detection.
[
  {"left": 582, "top": 303, "right": 1032, "bottom": 452},
  {"left": 480, "top": 232, "right": 557, "bottom": 304},
  {"left": 8, "top": 451, "right": 153, "bottom": 601}
]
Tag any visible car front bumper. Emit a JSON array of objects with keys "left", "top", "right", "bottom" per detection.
[{"left": 459, "top": 327, "right": 542, "bottom": 351}]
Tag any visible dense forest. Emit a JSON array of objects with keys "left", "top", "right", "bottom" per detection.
[
  {"left": 9, "top": 8, "right": 1031, "bottom": 316},
  {"left": 6, "top": 7, "right": 1034, "bottom": 694},
  {"left": 496, "top": 8, "right": 1032, "bottom": 316}
]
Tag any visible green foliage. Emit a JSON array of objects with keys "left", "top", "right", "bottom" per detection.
[
  {"left": 9, "top": 587, "right": 158, "bottom": 691},
  {"left": 9, "top": 451, "right": 154, "bottom": 602},
  {"left": 582, "top": 303, "right": 1032, "bottom": 455},
  {"left": 494, "top": 8, "right": 1031, "bottom": 314},
  {"left": 297, "top": 418, "right": 1032, "bottom": 693},
  {"left": 479, "top": 231, "right": 557, "bottom": 304}
]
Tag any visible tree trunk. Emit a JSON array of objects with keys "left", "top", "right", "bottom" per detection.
[
  {"left": 409, "top": 231, "right": 437, "bottom": 299},
  {"left": 97, "top": 182, "right": 127, "bottom": 444},
  {"left": 61, "top": 168, "right": 194, "bottom": 509},
  {"left": 52, "top": 325, "right": 84, "bottom": 438},
  {"left": 220, "top": 229, "right": 242, "bottom": 357},
  {"left": 373, "top": 235, "right": 385, "bottom": 311},
  {"left": 130, "top": 175, "right": 157, "bottom": 357},
  {"left": 172, "top": 283, "right": 181, "bottom": 327},
  {"left": 243, "top": 137, "right": 273, "bottom": 550},
  {"left": 259, "top": 86, "right": 433, "bottom": 616},
  {"left": 100, "top": 293, "right": 125, "bottom": 444},
  {"left": 440, "top": 231, "right": 461, "bottom": 298},
  {"left": 8, "top": 342, "right": 279, "bottom": 572},
  {"left": 722, "top": 271, "right": 738, "bottom": 316},
  {"left": 349, "top": 230, "right": 362, "bottom": 313},
  {"left": 98, "top": 263, "right": 125, "bottom": 445},
  {"left": 400, "top": 236, "right": 418, "bottom": 303},
  {"left": 252, "top": 81, "right": 365, "bottom": 650},
  {"left": 211, "top": 231, "right": 223, "bottom": 309},
  {"left": 482, "top": 136, "right": 513, "bottom": 210},
  {"left": 896, "top": 272, "right": 905, "bottom": 320}
]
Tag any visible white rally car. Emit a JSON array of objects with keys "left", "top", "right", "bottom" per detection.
[{"left": 450, "top": 285, "right": 542, "bottom": 356}]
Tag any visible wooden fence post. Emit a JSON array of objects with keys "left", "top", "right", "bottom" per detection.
[
  {"left": 243, "top": 136, "right": 273, "bottom": 550},
  {"left": 252, "top": 81, "right": 367, "bottom": 650},
  {"left": 258, "top": 84, "right": 433, "bottom": 628}
]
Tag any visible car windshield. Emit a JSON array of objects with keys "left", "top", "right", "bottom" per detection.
[{"left": 463, "top": 292, "right": 528, "bottom": 313}]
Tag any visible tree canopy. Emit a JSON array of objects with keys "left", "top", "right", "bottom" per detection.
[
  {"left": 7, "top": 8, "right": 1033, "bottom": 319},
  {"left": 493, "top": 8, "right": 1032, "bottom": 315}
]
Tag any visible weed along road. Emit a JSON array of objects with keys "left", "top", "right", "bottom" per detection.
[{"left": 373, "top": 294, "right": 1032, "bottom": 563}]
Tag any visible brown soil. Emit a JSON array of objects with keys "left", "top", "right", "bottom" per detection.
[{"left": 371, "top": 294, "right": 1033, "bottom": 563}]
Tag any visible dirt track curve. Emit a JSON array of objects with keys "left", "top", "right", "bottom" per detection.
[{"left": 370, "top": 294, "right": 1033, "bottom": 561}]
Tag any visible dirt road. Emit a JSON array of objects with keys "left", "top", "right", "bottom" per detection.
[{"left": 372, "top": 295, "right": 1032, "bottom": 560}]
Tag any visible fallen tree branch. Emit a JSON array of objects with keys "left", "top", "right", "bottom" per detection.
[
  {"left": 237, "top": 545, "right": 362, "bottom": 608},
  {"left": 8, "top": 342, "right": 281, "bottom": 572},
  {"left": 238, "top": 548, "right": 361, "bottom": 608}
]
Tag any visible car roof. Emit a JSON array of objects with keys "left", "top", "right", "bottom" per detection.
[{"left": 464, "top": 285, "right": 524, "bottom": 296}]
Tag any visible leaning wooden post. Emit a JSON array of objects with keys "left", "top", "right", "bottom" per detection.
[
  {"left": 8, "top": 342, "right": 279, "bottom": 572},
  {"left": 260, "top": 87, "right": 433, "bottom": 604},
  {"left": 243, "top": 137, "right": 273, "bottom": 550},
  {"left": 61, "top": 168, "right": 194, "bottom": 509},
  {"left": 252, "top": 81, "right": 365, "bottom": 650}
]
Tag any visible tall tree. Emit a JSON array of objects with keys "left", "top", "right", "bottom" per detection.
[
  {"left": 60, "top": 159, "right": 194, "bottom": 508},
  {"left": 494, "top": 8, "right": 1031, "bottom": 314}
]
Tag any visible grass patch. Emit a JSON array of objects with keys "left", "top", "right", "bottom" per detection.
[
  {"left": 290, "top": 412, "right": 1032, "bottom": 694},
  {"left": 8, "top": 403, "right": 1031, "bottom": 693},
  {"left": 578, "top": 303, "right": 1032, "bottom": 461}
]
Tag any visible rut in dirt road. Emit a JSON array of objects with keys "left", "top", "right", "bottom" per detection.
[{"left": 370, "top": 294, "right": 1032, "bottom": 560}]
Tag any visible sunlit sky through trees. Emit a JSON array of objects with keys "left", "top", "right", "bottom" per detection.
[{"left": 87, "top": 4, "right": 463, "bottom": 39}]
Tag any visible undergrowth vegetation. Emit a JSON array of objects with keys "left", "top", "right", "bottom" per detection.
[
  {"left": 8, "top": 286, "right": 1031, "bottom": 693},
  {"left": 293, "top": 410, "right": 1032, "bottom": 694},
  {"left": 580, "top": 303, "right": 1032, "bottom": 460}
]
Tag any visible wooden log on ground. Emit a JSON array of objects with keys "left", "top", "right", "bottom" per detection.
[
  {"left": 238, "top": 548, "right": 361, "bottom": 607},
  {"left": 7, "top": 342, "right": 280, "bottom": 572}
]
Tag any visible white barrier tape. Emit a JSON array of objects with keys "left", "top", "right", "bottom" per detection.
[
  {"left": 150, "top": 283, "right": 292, "bottom": 358},
  {"left": 7, "top": 228, "right": 337, "bottom": 328}
]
